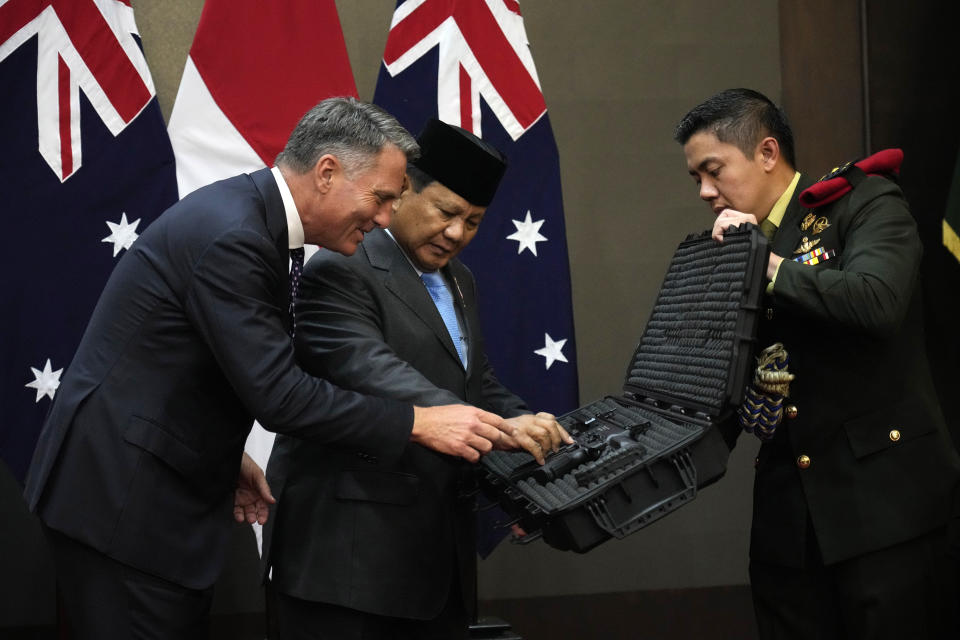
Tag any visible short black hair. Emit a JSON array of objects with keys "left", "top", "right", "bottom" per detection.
[
  {"left": 405, "top": 164, "right": 434, "bottom": 193},
  {"left": 674, "top": 88, "right": 796, "bottom": 168}
]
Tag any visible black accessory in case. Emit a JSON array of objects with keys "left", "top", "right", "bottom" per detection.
[{"left": 481, "top": 224, "right": 769, "bottom": 552}]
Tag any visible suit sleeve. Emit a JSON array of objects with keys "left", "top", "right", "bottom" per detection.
[
  {"left": 294, "top": 253, "right": 467, "bottom": 407},
  {"left": 182, "top": 229, "right": 412, "bottom": 462},
  {"left": 772, "top": 179, "right": 922, "bottom": 338}
]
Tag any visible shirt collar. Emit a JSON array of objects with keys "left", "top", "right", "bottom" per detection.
[
  {"left": 766, "top": 171, "right": 802, "bottom": 229},
  {"left": 383, "top": 228, "right": 427, "bottom": 277},
  {"left": 271, "top": 166, "right": 304, "bottom": 249}
]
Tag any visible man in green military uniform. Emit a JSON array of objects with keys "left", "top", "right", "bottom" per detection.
[{"left": 675, "top": 88, "right": 959, "bottom": 638}]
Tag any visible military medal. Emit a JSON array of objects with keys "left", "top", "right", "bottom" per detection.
[
  {"left": 812, "top": 216, "right": 830, "bottom": 234},
  {"left": 793, "top": 236, "right": 821, "bottom": 254},
  {"left": 800, "top": 213, "right": 816, "bottom": 231}
]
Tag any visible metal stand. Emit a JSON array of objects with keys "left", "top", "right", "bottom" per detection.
[{"left": 469, "top": 616, "right": 522, "bottom": 639}]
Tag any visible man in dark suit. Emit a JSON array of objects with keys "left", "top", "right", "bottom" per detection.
[
  {"left": 24, "top": 98, "right": 513, "bottom": 638},
  {"left": 263, "top": 120, "right": 570, "bottom": 639},
  {"left": 676, "top": 88, "right": 960, "bottom": 638}
]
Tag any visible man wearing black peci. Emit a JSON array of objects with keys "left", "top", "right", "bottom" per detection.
[{"left": 263, "top": 119, "right": 571, "bottom": 639}]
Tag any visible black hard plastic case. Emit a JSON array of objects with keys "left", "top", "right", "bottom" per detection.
[{"left": 481, "top": 224, "right": 768, "bottom": 552}]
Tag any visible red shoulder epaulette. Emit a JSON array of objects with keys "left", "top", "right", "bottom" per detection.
[{"left": 798, "top": 148, "right": 903, "bottom": 208}]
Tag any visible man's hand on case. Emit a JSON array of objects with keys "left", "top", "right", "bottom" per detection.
[
  {"left": 495, "top": 413, "right": 574, "bottom": 465},
  {"left": 411, "top": 404, "right": 504, "bottom": 463}
]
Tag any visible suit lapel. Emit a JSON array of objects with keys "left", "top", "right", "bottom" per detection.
[
  {"left": 445, "top": 260, "right": 477, "bottom": 375},
  {"left": 363, "top": 230, "right": 465, "bottom": 367},
  {"left": 250, "top": 168, "right": 293, "bottom": 331}
]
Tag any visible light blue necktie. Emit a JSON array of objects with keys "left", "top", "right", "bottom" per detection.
[{"left": 421, "top": 271, "right": 467, "bottom": 367}]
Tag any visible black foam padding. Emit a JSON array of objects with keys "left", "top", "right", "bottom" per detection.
[
  {"left": 482, "top": 398, "right": 702, "bottom": 513},
  {"left": 625, "top": 229, "right": 760, "bottom": 413},
  {"left": 480, "top": 225, "right": 767, "bottom": 552}
]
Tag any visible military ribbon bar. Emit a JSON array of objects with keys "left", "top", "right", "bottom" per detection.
[{"left": 794, "top": 247, "right": 836, "bottom": 265}]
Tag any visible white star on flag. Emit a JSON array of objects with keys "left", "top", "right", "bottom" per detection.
[
  {"left": 25, "top": 358, "right": 63, "bottom": 403},
  {"left": 534, "top": 333, "right": 568, "bottom": 370},
  {"left": 102, "top": 213, "right": 141, "bottom": 257},
  {"left": 506, "top": 211, "right": 547, "bottom": 256}
]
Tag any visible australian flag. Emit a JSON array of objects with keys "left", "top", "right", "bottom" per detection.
[
  {"left": 374, "top": 0, "right": 579, "bottom": 415},
  {"left": 0, "top": 0, "right": 177, "bottom": 483}
]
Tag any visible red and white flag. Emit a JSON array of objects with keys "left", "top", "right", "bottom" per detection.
[
  {"left": 168, "top": 0, "right": 358, "bottom": 197},
  {"left": 167, "top": 0, "right": 359, "bottom": 550}
]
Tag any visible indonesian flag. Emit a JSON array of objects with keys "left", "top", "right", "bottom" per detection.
[
  {"left": 167, "top": 0, "right": 358, "bottom": 551},
  {"left": 168, "top": 0, "right": 358, "bottom": 197}
]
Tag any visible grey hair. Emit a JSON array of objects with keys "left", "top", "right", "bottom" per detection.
[{"left": 275, "top": 97, "right": 419, "bottom": 176}]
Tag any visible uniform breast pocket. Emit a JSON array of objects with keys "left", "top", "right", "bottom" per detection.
[{"left": 843, "top": 399, "right": 936, "bottom": 459}]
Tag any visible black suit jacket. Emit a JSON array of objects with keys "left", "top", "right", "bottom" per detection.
[
  {"left": 747, "top": 173, "right": 960, "bottom": 568},
  {"left": 264, "top": 229, "right": 527, "bottom": 620},
  {"left": 24, "top": 169, "right": 412, "bottom": 590}
]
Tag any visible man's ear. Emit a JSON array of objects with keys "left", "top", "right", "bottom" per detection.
[
  {"left": 313, "top": 154, "right": 339, "bottom": 194},
  {"left": 391, "top": 173, "right": 413, "bottom": 212},
  {"left": 758, "top": 137, "right": 781, "bottom": 172}
]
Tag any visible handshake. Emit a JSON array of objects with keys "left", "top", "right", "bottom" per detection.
[{"left": 410, "top": 405, "right": 574, "bottom": 465}]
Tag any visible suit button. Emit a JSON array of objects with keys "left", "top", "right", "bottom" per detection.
[
  {"left": 785, "top": 404, "right": 798, "bottom": 419},
  {"left": 754, "top": 456, "right": 760, "bottom": 468},
  {"left": 796, "top": 455, "right": 811, "bottom": 470},
  {"left": 766, "top": 308, "right": 774, "bottom": 320},
  {"left": 889, "top": 429, "right": 901, "bottom": 442}
]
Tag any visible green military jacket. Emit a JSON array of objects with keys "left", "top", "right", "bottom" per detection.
[{"left": 748, "top": 173, "right": 960, "bottom": 568}]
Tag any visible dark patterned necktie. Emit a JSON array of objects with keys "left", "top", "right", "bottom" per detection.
[{"left": 288, "top": 247, "right": 305, "bottom": 337}]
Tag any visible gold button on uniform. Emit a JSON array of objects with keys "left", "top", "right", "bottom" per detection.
[
  {"left": 785, "top": 405, "right": 798, "bottom": 419},
  {"left": 889, "top": 429, "right": 901, "bottom": 442},
  {"left": 797, "top": 455, "right": 811, "bottom": 470}
]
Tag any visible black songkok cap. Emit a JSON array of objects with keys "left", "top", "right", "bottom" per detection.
[{"left": 412, "top": 119, "right": 507, "bottom": 207}]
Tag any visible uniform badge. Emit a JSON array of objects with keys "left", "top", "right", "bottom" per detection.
[
  {"left": 800, "top": 213, "right": 816, "bottom": 231},
  {"left": 819, "top": 160, "right": 853, "bottom": 182},
  {"left": 793, "top": 236, "right": 821, "bottom": 254},
  {"left": 812, "top": 216, "right": 831, "bottom": 234}
]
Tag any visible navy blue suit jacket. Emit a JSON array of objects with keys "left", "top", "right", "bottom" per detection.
[{"left": 25, "top": 168, "right": 412, "bottom": 589}]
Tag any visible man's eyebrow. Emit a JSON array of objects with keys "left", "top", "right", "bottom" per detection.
[
  {"left": 696, "top": 156, "right": 720, "bottom": 172},
  {"left": 433, "top": 197, "right": 466, "bottom": 214}
]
